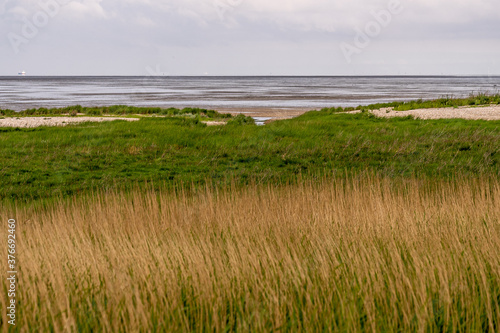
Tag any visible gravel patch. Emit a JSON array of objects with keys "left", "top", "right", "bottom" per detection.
[
  {"left": 371, "top": 105, "right": 500, "bottom": 120},
  {"left": 0, "top": 117, "right": 139, "bottom": 128}
]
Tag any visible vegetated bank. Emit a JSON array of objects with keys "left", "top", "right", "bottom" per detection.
[
  {"left": 1, "top": 101, "right": 500, "bottom": 204},
  {"left": 1, "top": 98, "right": 499, "bottom": 331},
  {"left": 319, "top": 93, "right": 500, "bottom": 113}
]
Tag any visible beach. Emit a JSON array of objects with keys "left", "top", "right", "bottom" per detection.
[
  {"left": 217, "top": 107, "right": 318, "bottom": 120},
  {"left": 221, "top": 105, "right": 500, "bottom": 121}
]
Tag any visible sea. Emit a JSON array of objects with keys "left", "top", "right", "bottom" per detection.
[{"left": 0, "top": 76, "right": 499, "bottom": 112}]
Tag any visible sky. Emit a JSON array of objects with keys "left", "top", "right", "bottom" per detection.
[{"left": 1, "top": 0, "right": 499, "bottom": 76}]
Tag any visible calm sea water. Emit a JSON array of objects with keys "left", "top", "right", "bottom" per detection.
[{"left": 0, "top": 76, "right": 499, "bottom": 112}]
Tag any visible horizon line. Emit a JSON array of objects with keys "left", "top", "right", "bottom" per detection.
[{"left": 2, "top": 74, "right": 500, "bottom": 78}]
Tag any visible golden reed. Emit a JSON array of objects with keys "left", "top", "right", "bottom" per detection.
[{"left": 1, "top": 175, "right": 499, "bottom": 331}]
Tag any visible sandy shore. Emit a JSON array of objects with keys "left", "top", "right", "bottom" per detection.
[
  {"left": 1, "top": 105, "right": 499, "bottom": 128},
  {"left": 370, "top": 105, "right": 500, "bottom": 120},
  {"left": 218, "top": 105, "right": 500, "bottom": 121},
  {"left": 0, "top": 116, "right": 139, "bottom": 128},
  {"left": 216, "top": 107, "right": 318, "bottom": 120}
]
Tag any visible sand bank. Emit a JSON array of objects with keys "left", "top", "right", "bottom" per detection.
[
  {"left": 216, "top": 107, "right": 318, "bottom": 120},
  {"left": 218, "top": 105, "right": 500, "bottom": 122},
  {"left": 0, "top": 116, "right": 139, "bottom": 128},
  {"left": 370, "top": 105, "right": 500, "bottom": 120}
]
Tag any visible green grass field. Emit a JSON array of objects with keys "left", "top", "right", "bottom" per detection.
[{"left": 1, "top": 105, "right": 499, "bottom": 203}]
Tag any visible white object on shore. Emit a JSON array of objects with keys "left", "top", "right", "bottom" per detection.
[{"left": 18, "top": 71, "right": 26, "bottom": 76}]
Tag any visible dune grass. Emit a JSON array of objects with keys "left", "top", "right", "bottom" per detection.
[
  {"left": 318, "top": 93, "right": 500, "bottom": 113},
  {"left": 0, "top": 105, "right": 234, "bottom": 119},
  {"left": 1, "top": 175, "right": 499, "bottom": 331}
]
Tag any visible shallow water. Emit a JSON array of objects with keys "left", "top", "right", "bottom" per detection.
[
  {"left": 0, "top": 76, "right": 499, "bottom": 112},
  {"left": 253, "top": 117, "right": 273, "bottom": 126}
]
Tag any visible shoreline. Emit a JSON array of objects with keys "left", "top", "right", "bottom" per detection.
[
  {"left": 1, "top": 104, "right": 500, "bottom": 128},
  {"left": 217, "top": 105, "right": 500, "bottom": 122},
  {"left": 215, "top": 107, "right": 319, "bottom": 120}
]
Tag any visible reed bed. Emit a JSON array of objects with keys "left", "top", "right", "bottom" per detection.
[{"left": 1, "top": 175, "right": 500, "bottom": 332}]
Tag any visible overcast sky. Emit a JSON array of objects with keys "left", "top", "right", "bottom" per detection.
[{"left": 1, "top": 0, "right": 499, "bottom": 76}]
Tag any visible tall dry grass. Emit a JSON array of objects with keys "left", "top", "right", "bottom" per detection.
[{"left": 1, "top": 175, "right": 500, "bottom": 332}]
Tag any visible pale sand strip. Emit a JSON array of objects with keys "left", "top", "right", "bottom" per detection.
[
  {"left": 218, "top": 105, "right": 500, "bottom": 121},
  {"left": 0, "top": 117, "right": 139, "bottom": 128},
  {"left": 216, "top": 107, "right": 318, "bottom": 120},
  {"left": 370, "top": 105, "right": 500, "bottom": 120}
]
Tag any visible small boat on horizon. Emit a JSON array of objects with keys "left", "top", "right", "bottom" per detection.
[{"left": 18, "top": 71, "right": 26, "bottom": 76}]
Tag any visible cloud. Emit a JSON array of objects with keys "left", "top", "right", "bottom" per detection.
[
  {"left": 64, "top": 0, "right": 106, "bottom": 19},
  {"left": 4, "top": 0, "right": 500, "bottom": 36},
  {"left": 0, "top": 0, "right": 499, "bottom": 75}
]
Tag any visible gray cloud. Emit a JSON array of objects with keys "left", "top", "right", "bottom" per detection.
[{"left": 1, "top": 0, "right": 499, "bottom": 75}]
